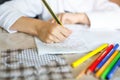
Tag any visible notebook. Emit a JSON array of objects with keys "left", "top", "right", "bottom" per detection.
[
  {"left": 35, "top": 25, "right": 93, "bottom": 54},
  {"left": 35, "top": 24, "right": 120, "bottom": 55}
]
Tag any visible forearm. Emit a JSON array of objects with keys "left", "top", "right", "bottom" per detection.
[
  {"left": 10, "top": 17, "right": 46, "bottom": 36},
  {"left": 110, "top": 0, "right": 120, "bottom": 6}
]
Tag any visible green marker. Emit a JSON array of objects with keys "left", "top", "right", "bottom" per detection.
[{"left": 101, "top": 51, "right": 120, "bottom": 80}]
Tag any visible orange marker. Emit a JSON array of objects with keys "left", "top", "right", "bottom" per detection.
[
  {"left": 87, "top": 44, "right": 113, "bottom": 74},
  {"left": 95, "top": 50, "right": 119, "bottom": 78},
  {"left": 76, "top": 50, "right": 104, "bottom": 79},
  {"left": 76, "top": 69, "right": 87, "bottom": 79}
]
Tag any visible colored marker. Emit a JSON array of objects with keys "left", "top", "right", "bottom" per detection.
[
  {"left": 101, "top": 51, "right": 120, "bottom": 80},
  {"left": 71, "top": 44, "right": 108, "bottom": 68},
  {"left": 76, "top": 68, "right": 88, "bottom": 79},
  {"left": 95, "top": 44, "right": 119, "bottom": 71},
  {"left": 76, "top": 51, "right": 103, "bottom": 79},
  {"left": 87, "top": 44, "right": 114, "bottom": 74},
  {"left": 95, "top": 50, "right": 119, "bottom": 78},
  {"left": 107, "top": 59, "right": 120, "bottom": 79}
]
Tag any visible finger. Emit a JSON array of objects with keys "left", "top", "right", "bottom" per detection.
[
  {"left": 58, "top": 15, "right": 64, "bottom": 24},
  {"left": 58, "top": 15, "right": 62, "bottom": 22},
  {"left": 54, "top": 31, "right": 66, "bottom": 42},
  {"left": 48, "top": 34, "right": 61, "bottom": 43},
  {"left": 48, "top": 19, "right": 54, "bottom": 23},
  {"left": 51, "top": 20, "right": 54, "bottom": 23},
  {"left": 52, "top": 35, "right": 61, "bottom": 43},
  {"left": 51, "top": 26, "right": 66, "bottom": 41},
  {"left": 51, "top": 19, "right": 58, "bottom": 24},
  {"left": 52, "top": 33, "right": 66, "bottom": 42},
  {"left": 58, "top": 33, "right": 66, "bottom": 41},
  {"left": 43, "top": 38, "right": 53, "bottom": 44},
  {"left": 58, "top": 26, "right": 72, "bottom": 37}
]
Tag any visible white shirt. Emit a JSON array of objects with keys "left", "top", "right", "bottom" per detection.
[{"left": 0, "top": 0, "right": 120, "bottom": 33}]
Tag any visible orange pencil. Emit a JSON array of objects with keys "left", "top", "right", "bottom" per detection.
[
  {"left": 95, "top": 50, "right": 119, "bottom": 78},
  {"left": 76, "top": 50, "right": 104, "bottom": 79},
  {"left": 76, "top": 69, "right": 87, "bottom": 79}
]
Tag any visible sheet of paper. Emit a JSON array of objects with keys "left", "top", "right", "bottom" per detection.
[{"left": 35, "top": 24, "right": 120, "bottom": 55}]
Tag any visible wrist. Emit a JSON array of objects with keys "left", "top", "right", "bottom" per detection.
[
  {"left": 10, "top": 17, "right": 42, "bottom": 36},
  {"left": 76, "top": 13, "right": 90, "bottom": 25},
  {"left": 35, "top": 20, "right": 50, "bottom": 36}
]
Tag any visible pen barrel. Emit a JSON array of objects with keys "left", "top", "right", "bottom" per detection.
[
  {"left": 72, "top": 44, "right": 108, "bottom": 68},
  {"left": 101, "top": 51, "right": 120, "bottom": 80},
  {"left": 107, "top": 59, "right": 120, "bottom": 79},
  {"left": 42, "top": 0, "right": 62, "bottom": 25},
  {"left": 95, "top": 50, "right": 119, "bottom": 78},
  {"left": 96, "top": 44, "right": 119, "bottom": 70},
  {"left": 89, "top": 45, "right": 113, "bottom": 72}
]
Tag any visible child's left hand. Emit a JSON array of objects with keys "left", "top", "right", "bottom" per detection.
[
  {"left": 49, "top": 13, "right": 78, "bottom": 24},
  {"left": 49, "top": 13, "right": 90, "bottom": 25}
]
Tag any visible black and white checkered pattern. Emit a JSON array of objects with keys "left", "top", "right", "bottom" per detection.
[{"left": 0, "top": 48, "right": 73, "bottom": 80}]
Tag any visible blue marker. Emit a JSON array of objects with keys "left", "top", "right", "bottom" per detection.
[
  {"left": 95, "top": 43, "right": 119, "bottom": 71},
  {"left": 107, "top": 59, "right": 120, "bottom": 79}
]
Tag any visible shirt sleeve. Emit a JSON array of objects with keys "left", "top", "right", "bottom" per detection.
[
  {"left": 0, "top": 0, "right": 43, "bottom": 33},
  {"left": 86, "top": 1, "right": 120, "bottom": 30}
]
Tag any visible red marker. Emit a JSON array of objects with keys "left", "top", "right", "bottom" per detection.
[{"left": 87, "top": 44, "right": 114, "bottom": 74}]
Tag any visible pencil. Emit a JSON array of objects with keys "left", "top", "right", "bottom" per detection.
[
  {"left": 41, "top": 0, "right": 62, "bottom": 25},
  {"left": 95, "top": 50, "right": 119, "bottom": 78},
  {"left": 87, "top": 44, "right": 114, "bottom": 74},
  {"left": 76, "top": 49, "right": 105, "bottom": 79},
  {"left": 101, "top": 51, "right": 120, "bottom": 80},
  {"left": 107, "top": 59, "right": 120, "bottom": 79},
  {"left": 71, "top": 43, "right": 108, "bottom": 68},
  {"left": 95, "top": 43, "right": 119, "bottom": 71}
]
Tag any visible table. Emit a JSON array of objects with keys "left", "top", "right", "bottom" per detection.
[{"left": 0, "top": 27, "right": 120, "bottom": 80}]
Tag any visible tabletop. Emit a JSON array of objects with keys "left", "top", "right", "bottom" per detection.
[{"left": 0, "top": 27, "right": 120, "bottom": 80}]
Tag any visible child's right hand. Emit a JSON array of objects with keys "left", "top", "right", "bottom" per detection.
[
  {"left": 10, "top": 17, "right": 72, "bottom": 44},
  {"left": 36, "top": 22, "right": 72, "bottom": 43}
]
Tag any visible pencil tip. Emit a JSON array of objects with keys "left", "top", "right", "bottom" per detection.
[
  {"left": 76, "top": 70, "right": 86, "bottom": 79},
  {"left": 95, "top": 68, "right": 98, "bottom": 72},
  {"left": 86, "top": 70, "right": 93, "bottom": 75}
]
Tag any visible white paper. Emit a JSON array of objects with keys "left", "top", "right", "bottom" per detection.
[{"left": 35, "top": 24, "right": 120, "bottom": 55}]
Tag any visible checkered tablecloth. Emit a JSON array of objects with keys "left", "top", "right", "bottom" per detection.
[{"left": 0, "top": 48, "right": 73, "bottom": 80}]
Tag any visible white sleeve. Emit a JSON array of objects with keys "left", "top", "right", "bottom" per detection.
[
  {"left": 0, "top": 0, "right": 43, "bottom": 33},
  {"left": 86, "top": 1, "right": 120, "bottom": 30}
]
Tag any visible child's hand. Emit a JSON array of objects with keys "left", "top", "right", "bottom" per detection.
[
  {"left": 49, "top": 13, "right": 90, "bottom": 25},
  {"left": 10, "top": 17, "right": 72, "bottom": 44},
  {"left": 49, "top": 13, "right": 78, "bottom": 24},
  {"left": 36, "top": 22, "right": 72, "bottom": 43}
]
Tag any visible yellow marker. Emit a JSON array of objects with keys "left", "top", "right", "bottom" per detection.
[
  {"left": 95, "top": 50, "right": 119, "bottom": 78},
  {"left": 76, "top": 50, "right": 103, "bottom": 79},
  {"left": 71, "top": 44, "right": 108, "bottom": 68}
]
